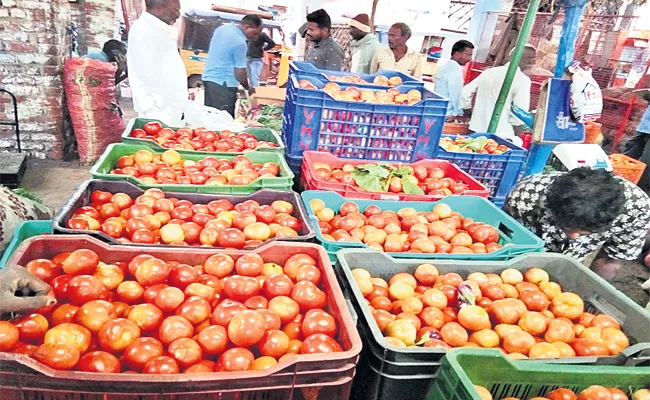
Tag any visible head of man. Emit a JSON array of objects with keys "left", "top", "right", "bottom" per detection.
[
  {"left": 102, "top": 40, "right": 127, "bottom": 62},
  {"left": 508, "top": 44, "right": 537, "bottom": 69},
  {"left": 306, "top": 9, "right": 331, "bottom": 43},
  {"left": 239, "top": 14, "right": 263, "bottom": 40},
  {"left": 388, "top": 23, "right": 411, "bottom": 50},
  {"left": 145, "top": 0, "right": 180, "bottom": 25},
  {"left": 451, "top": 40, "right": 474, "bottom": 66},
  {"left": 546, "top": 168, "right": 626, "bottom": 239},
  {"left": 349, "top": 13, "right": 371, "bottom": 41}
]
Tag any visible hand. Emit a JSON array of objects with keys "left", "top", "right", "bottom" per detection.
[
  {"left": 463, "top": 109, "right": 472, "bottom": 118},
  {"left": 248, "top": 87, "right": 256, "bottom": 95},
  {"left": 0, "top": 264, "right": 56, "bottom": 316},
  {"left": 114, "top": 53, "right": 127, "bottom": 74}
]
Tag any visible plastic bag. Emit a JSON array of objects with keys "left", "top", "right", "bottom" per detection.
[
  {"left": 568, "top": 61, "right": 603, "bottom": 123},
  {"left": 183, "top": 99, "right": 247, "bottom": 132},
  {"left": 63, "top": 58, "right": 125, "bottom": 164}
]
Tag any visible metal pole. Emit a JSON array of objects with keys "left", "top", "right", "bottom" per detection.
[{"left": 486, "top": 0, "right": 541, "bottom": 133}]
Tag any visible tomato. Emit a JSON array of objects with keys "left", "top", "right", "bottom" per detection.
[
  {"left": 143, "top": 356, "right": 180, "bottom": 374},
  {"left": 50, "top": 274, "right": 72, "bottom": 300},
  {"left": 62, "top": 249, "right": 100, "bottom": 275},
  {"left": 518, "top": 311, "right": 548, "bottom": 336},
  {"left": 503, "top": 331, "right": 536, "bottom": 355},
  {"left": 158, "top": 316, "right": 193, "bottom": 345},
  {"left": 174, "top": 296, "right": 211, "bottom": 325},
  {"left": 290, "top": 280, "right": 326, "bottom": 311},
  {"left": 519, "top": 289, "right": 550, "bottom": 312},
  {"left": 196, "top": 324, "right": 228, "bottom": 355},
  {"left": 77, "top": 351, "right": 121, "bottom": 373},
  {"left": 135, "top": 258, "right": 169, "bottom": 287},
  {"left": 457, "top": 305, "right": 491, "bottom": 331},
  {"left": 65, "top": 275, "right": 103, "bottom": 306},
  {"left": 489, "top": 298, "right": 527, "bottom": 324},
  {"left": 215, "top": 347, "right": 255, "bottom": 372},
  {"left": 143, "top": 121, "right": 163, "bottom": 135},
  {"left": 302, "top": 309, "right": 337, "bottom": 338},
  {"left": 235, "top": 254, "right": 264, "bottom": 277},
  {"left": 244, "top": 295, "right": 268, "bottom": 310},
  {"left": 577, "top": 386, "right": 614, "bottom": 400},
  {"left": 589, "top": 315, "right": 621, "bottom": 330},
  {"left": 168, "top": 264, "right": 198, "bottom": 290},
  {"left": 167, "top": 337, "right": 202, "bottom": 368},
  {"left": 93, "top": 263, "right": 125, "bottom": 290},
  {"left": 222, "top": 275, "right": 260, "bottom": 302},
  {"left": 97, "top": 318, "right": 140, "bottom": 352},
  {"left": 268, "top": 296, "right": 300, "bottom": 324},
  {"left": 440, "top": 322, "right": 468, "bottom": 347},
  {"left": 227, "top": 310, "right": 266, "bottom": 347},
  {"left": 43, "top": 322, "right": 91, "bottom": 353},
  {"left": 50, "top": 304, "right": 78, "bottom": 326},
  {"left": 547, "top": 388, "right": 578, "bottom": 400},
  {"left": 13, "top": 313, "right": 49, "bottom": 342},
  {"left": 263, "top": 273, "right": 294, "bottom": 298},
  {"left": 469, "top": 329, "right": 499, "bottom": 348},
  {"left": 123, "top": 337, "right": 164, "bottom": 371},
  {"left": 301, "top": 333, "right": 343, "bottom": 354},
  {"left": 601, "top": 327, "right": 629, "bottom": 355},
  {"left": 25, "top": 259, "right": 61, "bottom": 282},
  {"left": 210, "top": 299, "right": 246, "bottom": 327},
  {"left": 116, "top": 281, "right": 145, "bottom": 304},
  {"left": 74, "top": 300, "right": 117, "bottom": 333},
  {"left": 0, "top": 321, "right": 19, "bottom": 351},
  {"left": 283, "top": 254, "right": 316, "bottom": 281},
  {"left": 551, "top": 292, "right": 584, "bottom": 320},
  {"left": 185, "top": 360, "right": 215, "bottom": 374},
  {"left": 33, "top": 342, "right": 80, "bottom": 370},
  {"left": 216, "top": 228, "right": 246, "bottom": 248},
  {"left": 127, "top": 303, "right": 164, "bottom": 332},
  {"left": 257, "top": 329, "right": 290, "bottom": 358},
  {"left": 528, "top": 342, "right": 561, "bottom": 359},
  {"left": 572, "top": 338, "right": 609, "bottom": 357},
  {"left": 154, "top": 286, "right": 185, "bottom": 312}
]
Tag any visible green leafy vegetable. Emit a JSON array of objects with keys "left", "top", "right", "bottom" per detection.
[
  {"left": 401, "top": 178, "right": 424, "bottom": 195},
  {"left": 459, "top": 136, "right": 488, "bottom": 152},
  {"left": 350, "top": 163, "right": 424, "bottom": 194}
]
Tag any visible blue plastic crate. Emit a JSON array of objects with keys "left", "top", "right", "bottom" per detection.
[
  {"left": 289, "top": 61, "right": 424, "bottom": 90},
  {"left": 282, "top": 74, "right": 448, "bottom": 162},
  {"left": 490, "top": 195, "right": 506, "bottom": 208},
  {"left": 437, "top": 133, "right": 527, "bottom": 199}
]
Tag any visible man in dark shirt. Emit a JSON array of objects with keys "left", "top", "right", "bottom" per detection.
[
  {"left": 303, "top": 9, "right": 344, "bottom": 71},
  {"left": 247, "top": 31, "right": 276, "bottom": 87}
]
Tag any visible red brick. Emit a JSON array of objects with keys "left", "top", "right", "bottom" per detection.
[{"left": 6, "top": 42, "right": 38, "bottom": 53}]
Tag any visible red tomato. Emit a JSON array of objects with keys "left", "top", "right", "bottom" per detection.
[
  {"left": 216, "top": 228, "right": 246, "bottom": 248},
  {"left": 203, "top": 254, "right": 235, "bottom": 278},
  {"left": 227, "top": 310, "right": 266, "bottom": 347},
  {"left": 283, "top": 254, "right": 316, "bottom": 281},
  {"left": 223, "top": 275, "right": 260, "bottom": 302},
  {"left": 301, "top": 333, "right": 343, "bottom": 354},
  {"left": 51, "top": 304, "right": 79, "bottom": 326},
  {"left": 33, "top": 343, "right": 80, "bottom": 370},
  {"left": 197, "top": 325, "right": 228, "bottom": 355},
  {"left": 13, "top": 313, "right": 49, "bottom": 342},
  {"left": 123, "top": 337, "right": 164, "bottom": 371},
  {"left": 143, "top": 121, "right": 163, "bottom": 135},
  {"left": 290, "top": 281, "right": 327, "bottom": 311},
  {"left": 77, "top": 351, "right": 121, "bottom": 373},
  {"left": 62, "top": 249, "right": 100, "bottom": 275},
  {"left": 547, "top": 388, "right": 578, "bottom": 400},
  {"left": 215, "top": 348, "right": 254, "bottom": 372},
  {"left": 50, "top": 275, "right": 72, "bottom": 300},
  {"left": 262, "top": 274, "right": 294, "bottom": 298},
  {"left": 43, "top": 322, "right": 91, "bottom": 353},
  {"left": 67, "top": 275, "right": 104, "bottom": 305},
  {"left": 126, "top": 303, "right": 164, "bottom": 332},
  {"left": 302, "top": 309, "right": 337, "bottom": 338},
  {"left": 142, "top": 356, "right": 180, "bottom": 374},
  {"left": 235, "top": 254, "right": 264, "bottom": 277},
  {"left": 167, "top": 337, "right": 203, "bottom": 368},
  {"left": 296, "top": 265, "right": 321, "bottom": 285},
  {"left": 258, "top": 309, "right": 282, "bottom": 331},
  {"left": 135, "top": 258, "right": 169, "bottom": 287},
  {"left": 0, "top": 321, "right": 19, "bottom": 351},
  {"left": 74, "top": 300, "right": 117, "bottom": 333},
  {"left": 257, "top": 329, "right": 290, "bottom": 358},
  {"left": 244, "top": 295, "right": 268, "bottom": 310},
  {"left": 577, "top": 386, "right": 614, "bottom": 400},
  {"left": 175, "top": 296, "right": 211, "bottom": 325},
  {"left": 154, "top": 286, "right": 185, "bottom": 312},
  {"left": 268, "top": 296, "right": 300, "bottom": 324},
  {"left": 91, "top": 190, "right": 113, "bottom": 204},
  {"left": 97, "top": 318, "right": 140, "bottom": 352},
  {"left": 211, "top": 299, "right": 247, "bottom": 326},
  {"left": 25, "top": 259, "right": 61, "bottom": 282},
  {"left": 158, "top": 316, "right": 193, "bottom": 345}
]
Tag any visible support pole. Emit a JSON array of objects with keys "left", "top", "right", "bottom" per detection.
[{"left": 486, "top": 0, "right": 541, "bottom": 133}]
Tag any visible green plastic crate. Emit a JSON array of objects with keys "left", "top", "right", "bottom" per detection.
[
  {"left": 0, "top": 220, "right": 52, "bottom": 267},
  {"left": 301, "top": 190, "right": 544, "bottom": 262},
  {"left": 121, "top": 118, "right": 285, "bottom": 156},
  {"left": 428, "top": 348, "right": 650, "bottom": 400},
  {"left": 90, "top": 143, "right": 294, "bottom": 194}
]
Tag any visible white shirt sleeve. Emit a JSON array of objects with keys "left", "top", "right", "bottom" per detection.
[
  {"left": 460, "top": 72, "right": 481, "bottom": 110},
  {"left": 509, "top": 74, "right": 531, "bottom": 126}
]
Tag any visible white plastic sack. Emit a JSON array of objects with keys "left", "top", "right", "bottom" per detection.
[
  {"left": 183, "top": 99, "right": 247, "bottom": 132},
  {"left": 568, "top": 61, "right": 603, "bottom": 123}
]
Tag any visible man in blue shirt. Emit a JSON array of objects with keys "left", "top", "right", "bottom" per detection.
[
  {"left": 434, "top": 40, "right": 474, "bottom": 117},
  {"left": 203, "top": 14, "right": 263, "bottom": 116},
  {"left": 623, "top": 77, "right": 650, "bottom": 193}
]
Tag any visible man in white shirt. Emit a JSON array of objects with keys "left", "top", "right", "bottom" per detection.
[
  {"left": 370, "top": 23, "right": 422, "bottom": 78},
  {"left": 460, "top": 45, "right": 536, "bottom": 139},
  {"left": 434, "top": 40, "right": 474, "bottom": 117},
  {"left": 127, "top": 0, "right": 188, "bottom": 126}
]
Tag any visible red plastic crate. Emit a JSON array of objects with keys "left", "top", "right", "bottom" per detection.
[
  {"left": 300, "top": 151, "right": 489, "bottom": 201},
  {"left": 0, "top": 236, "right": 361, "bottom": 400}
]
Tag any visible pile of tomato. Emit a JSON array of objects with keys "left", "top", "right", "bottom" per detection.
[
  {"left": 66, "top": 188, "right": 302, "bottom": 247},
  {"left": 310, "top": 161, "right": 469, "bottom": 196},
  {"left": 351, "top": 263, "right": 630, "bottom": 358},
  {"left": 440, "top": 137, "right": 511, "bottom": 154},
  {"left": 109, "top": 150, "right": 281, "bottom": 186},
  {"left": 474, "top": 385, "right": 650, "bottom": 400},
  {"left": 297, "top": 80, "right": 423, "bottom": 105},
  {"left": 130, "top": 121, "right": 278, "bottom": 153},
  {"left": 324, "top": 74, "right": 403, "bottom": 87},
  {"left": 309, "top": 200, "right": 503, "bottom": 254},
  {"left": 0, "top": 248, "right": 345, "bottom": 373}
]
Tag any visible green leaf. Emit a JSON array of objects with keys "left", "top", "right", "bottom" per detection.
[
  {"left": 351, "top": 170, "right": 386, "bottom": 192},
  {"left": 401, "top": 178, "right": 424, "bottom": 195},
  {"left": 394, "top": 166, "right": 414, "bottom": 178},
  {"left": 461, "top": 136, "right": 488, "bottom": 151}
]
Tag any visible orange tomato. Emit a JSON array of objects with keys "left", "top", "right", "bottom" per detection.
[
  {"left": 546, "top": 388, "right": 577, "bottom": 400},
  {"left": 551, "top": 341, "right": 576, "bottom": 357},
  {"left": 489, "top": 298, "right": 527, "bottom": 324},
  {"left": 440, "top": 322, "right": 468, "bottom": 347},
  {"left": 551, "top": 292, "right": 584, "bottom": 320},
  {"left": 528, "top": 342, "right": 561, "bottom": 359},
  {"left": 503, "top": 331, "right": 536, "bottom": 355},
  {"left": 518, "top": 312, "right": 548, "bottom": 336},
  {"left": 469, "top": 329, "right": 499, "bottom": 348},
  {"left": 577, "top": 385, "right": 614, "bottom": 400},
  {"left": 457, "top": 305, "right": 491, "bottom": 331},
  {"left": 589, "top": 315, "right": 620, "bottom": 330},
  {"left": 544, "top": 318, "right": 575, "bottom": 343},
  {"left": 601, "top": 328, "right": 629, "bottom": 355}
]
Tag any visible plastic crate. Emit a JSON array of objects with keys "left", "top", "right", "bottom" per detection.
[
  {"left": 1, "top": 236, "right": 362, "bottom": 400},
  {"left": 301, "top": 190, "right": 543, "bottom": 262},
  {"left": 610, "top": 153, "right": 647, "bottom": 185},
  {"left": 121, "top": 118, "right": 285, "bottom": 156},
  {"left": 301, "top": 151, "right": 489, "bottom": 201},
  {"left": 491, "top": 195, "right": 506, "bottom": 208},
  {"left": 437, "top": 133, "right": 528, "bottom": 198},
  {"left": 52, "top": 180, "right": 315, "bottom": 248},
  {"left": 90, "top": 143, "right": 294, "bottom": 194},
  {"left": 428, "top": 348, "right": 650, "bottom": 400},
  {"left": 0, "top": 220, "right": 52, "bottom": 267},
  {"left": 442, "top": 122, "right": 470, "bottom": 135},
  {"left": 337, "top": 250, "right": 650, "bottom": 400},
  {"left": 282, "top": 74, "right": 448, "bottom": 162},
  {"left": 290, "top": 61, "right": 424, "bottom": 90}
]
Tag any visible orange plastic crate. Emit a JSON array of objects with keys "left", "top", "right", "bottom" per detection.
[{"left": 609, "top": 153, "right": 646, "bottom": 184}]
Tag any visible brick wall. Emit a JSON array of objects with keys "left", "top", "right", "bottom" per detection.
[{"left": 0, "top": 0, "right": 116, "bottom": 159}]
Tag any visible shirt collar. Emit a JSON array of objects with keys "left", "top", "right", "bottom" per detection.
[
  {"left": 230, "top": 23, "right": 247, "bottom": 40},
  {"left": 141, "top": 12, "right": 172, "bottom": 31},
  {"left": 315, "top": 36, "right": 333, "bottom": 48}
]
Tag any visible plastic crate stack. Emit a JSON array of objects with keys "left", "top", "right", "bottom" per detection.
[
  {"left": 0, "top": 117, "right": 364, "bottom": 400},
  {"left": 282, "top": 61, "right": 449, "bottom": 183}
]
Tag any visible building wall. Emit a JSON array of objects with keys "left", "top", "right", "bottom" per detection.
[{"left": 0, "top": 0, "right": 116, "bottom": 159}]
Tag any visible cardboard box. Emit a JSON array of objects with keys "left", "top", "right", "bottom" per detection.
[{"left": 251, "top": 86, "right": 286, "bottom": 106}]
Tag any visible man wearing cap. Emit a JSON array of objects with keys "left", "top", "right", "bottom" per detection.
[{"left": 349, "top": 14, "right": 380, "bottom": 74}]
